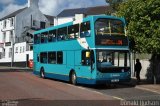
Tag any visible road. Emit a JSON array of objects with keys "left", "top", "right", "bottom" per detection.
[{"left": 0, "top": 69, "right": 160, "bottom": 106}]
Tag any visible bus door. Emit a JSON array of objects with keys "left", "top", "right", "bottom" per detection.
[{"left": 79, "top": 50, "right": 95, "bottom": 79}]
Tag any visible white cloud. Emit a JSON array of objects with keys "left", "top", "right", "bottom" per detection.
[
  {"left": 0, "top": 0, "right": 106, "bottom": 18},
  {"left": 0, "top": 3, "right": 26, "bottom": 18}
]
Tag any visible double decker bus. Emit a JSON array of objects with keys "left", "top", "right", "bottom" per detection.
[{"left": 33, "top": 15, "right": 131, "bottom": 85}]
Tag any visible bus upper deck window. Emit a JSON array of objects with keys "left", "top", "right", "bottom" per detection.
[
  {"left": 41, "top": 33, "right": 48, "bottom": 43},
  {"left": 68, "top": 24, "right": 79, "bottom": 39},
  {"left": 34, "top": 34, "right": 40, "bottom": 44},
  {"left": 57, "top": 27, "right": 67, "bottom": 41},
  {"left": 80, "top": 21, "right": 91, "bottom": 38},
  {"left": 48, "top": 30, "right": 56, "bottom": 42}
]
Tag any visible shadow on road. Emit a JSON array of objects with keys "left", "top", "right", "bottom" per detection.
[
  {"left": 46, "top": 77, "right": 137, "bottom": 90},
  {"left": 0, "top": 68, "right": 33, "bottom": 72}
]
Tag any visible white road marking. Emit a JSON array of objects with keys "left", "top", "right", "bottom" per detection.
[
  {"left": 112, "top": 96, "right": 124, "bottom": 100},
  {"left": 136, "top": 86, "right": 160, "bottom": 94},
  {"left": 66, "top": 83, "right": 124, "bottom": 100}
]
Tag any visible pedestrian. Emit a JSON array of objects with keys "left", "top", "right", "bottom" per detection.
[{"left": 135, "top": 59, "right": 142, "bottom": 83}]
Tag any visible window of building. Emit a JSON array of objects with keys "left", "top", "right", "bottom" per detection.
[
  {"left": 48, "top": 30, "right": 56, "bottom": 42},
  {"left": 20, "top": 47, "right": 22, "bottom": 53},
  {"left": 3, "top": 32, "right": 6, "bottom": 42},
  {"left": 3, "top": 20, "right": 7, "bottom": 28},
  {"left": 10, "top": 18, "right": 14, "bottom": 27},
  {"left": 57, "top": 51, "right": 63, "bottom": 64},
  {"left": 48, "top": 52, "right": 56, "bottom": 64},
  {"left": 33, "top": 20, "right": 36, "bottom": 26},
  {"left": 15, "top": 47, "right": 18, "bottom": 53},
  {"left": 0, "top": 52, "right": 2, "bottom": 59},
  {"left": 57, "top": 27, "right": 67, "bottom": 41},
  {"left": 3, "top": 49, "right": 5, "bottom": 58},
  {"left": 68, "top": 24, "right": 79, "bottom": 39},
  {"left": 80, "top": 21, "right": 91, "bottom": 37},
  {"left": 40, "top": 21, "right": 46, "bottom": 29},
  {"left": 9, "top": 31, "right": 13, "bottom": 42},
  {"left": 23, "top": 46, "right": 25, "bottom": 53},
  {"left": 9, "top": 48, "right": 12, "bottom": 58},
  {"left": 40, "top": 52, "right": 47, "bottom": 63}
]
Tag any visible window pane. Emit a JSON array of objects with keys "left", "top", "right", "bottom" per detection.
[
  {"left": 80, "top": 21, "right": 91, "bottom": 37},
  {"left": 34, "top": 34, "right": 41, "bottom": 44},
  {"left": 82, "top": 50, "right": 92, "bottom": 66},
  {"left": 96, "top": 50, "right": 130, "bottom": 68},
  {"left": 95, "top": 19, "right": 125, "bottom": 36},
  {"left": 57, "top": 27, "right": 67, "bottom": 41},
  {"left": 41, "top": 32, "right": 48, "bottom": 43},
  {"left": 48, "top": 52, "right": 56, "bottom": 64},
  {"left": 68, "top": 24, "right": 79, "bottom": 39},
  {"left": 48, "top": 30, "right": 56, "bottom": 42},
  {"left": 57, "top": 51, "right": 63, "bottom": 64},
  {"left": 40, "top": 52, "right": 47, "bottom": 63}
]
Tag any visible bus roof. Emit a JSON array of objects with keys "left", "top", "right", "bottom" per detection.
[{"left": 34, "top": 15, "right": 125, "bottom": 35}]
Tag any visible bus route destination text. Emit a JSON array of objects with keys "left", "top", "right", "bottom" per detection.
[{"left": 101, "top": 39, "right": 123, "bottom": 46}]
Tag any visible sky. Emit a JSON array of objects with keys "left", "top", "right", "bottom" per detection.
[{"left": 0, "top": 0, "right": 107, "bottom": 18}]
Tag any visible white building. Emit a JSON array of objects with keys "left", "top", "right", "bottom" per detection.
[
  {"left": 55, "top": 6, "right": 113, "bottom": 25},
  {"left": 0, "top": 0, "right": 54, "bottom": 67}
]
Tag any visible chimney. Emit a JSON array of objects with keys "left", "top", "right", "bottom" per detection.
[{"left": 28, "top": 0, "right": 39, "bottom": 8}]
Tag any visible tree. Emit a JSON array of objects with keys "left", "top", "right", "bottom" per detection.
[
  {"left": 117, "top": 0, "right": 160, "bottom": 83},
  {"left": 106, "top": 0, "right": 124, "bottom": 11}
]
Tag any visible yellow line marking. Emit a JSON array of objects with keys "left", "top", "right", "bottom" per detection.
[{"left": 136, "top": 86, "right": 160, "bottom": 94}]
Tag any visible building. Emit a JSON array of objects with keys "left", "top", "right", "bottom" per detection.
[
  {"left": 0, "top": 0, "right": 54, "bottom": 67},
  {"left": 55, "top": 5, "right": 113, "bottom": 25}
]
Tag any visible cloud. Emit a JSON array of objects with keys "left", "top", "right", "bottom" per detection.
[
  {"left": 0, "top": 3, "right": 26, "bottom": 18},
  {"left": 0, "top": 0, "right": 106, "bottom": 18},
  {"left": 0, "top": 0, "right": 14, "bottom": 5},
  {"left": 39, "top": 0, "right": 107, "bottom": 16}
]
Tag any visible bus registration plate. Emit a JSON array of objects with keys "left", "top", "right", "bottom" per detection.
[{"left": 111, "top": 79, "right": 119, "bottom": 82}]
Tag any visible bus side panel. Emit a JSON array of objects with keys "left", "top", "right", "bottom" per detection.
[
  {"left": 43, "top": 51, "right": 69, "bottom": 81},
  {"left": 33, "top": 45, "right": 40, "bottom": 75},
  {"left": 66, "top": 51, "right": 75, "bottom": 69}
]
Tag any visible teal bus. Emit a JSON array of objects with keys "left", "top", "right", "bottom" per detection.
[{"left": 33, "top": 15, "right": 131, "bottom": 85}]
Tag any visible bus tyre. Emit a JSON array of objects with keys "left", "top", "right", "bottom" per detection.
[
  {"left": 70, "top": 71, "right": 77, "bottom": 85},
  {"left": 40, "top": 68, "right": 45, "bottom": 79}
]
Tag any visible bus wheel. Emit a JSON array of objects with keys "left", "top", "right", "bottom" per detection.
[
  {"left": 40, "top": 68, "right": 45, "bottom": 79},
  {"left": 70, "top": 71, "right": 77, "bottom": 85}
]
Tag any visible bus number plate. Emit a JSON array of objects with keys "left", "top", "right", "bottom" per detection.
[{"left": 111, "top": 79, "right": 119, "bottom": 82}]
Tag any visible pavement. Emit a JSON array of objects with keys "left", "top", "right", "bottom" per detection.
[
  {"left": 127, "top": 77, "right": 160, "bottom": 95},
  {"left": 0, "top": 66, "right": 33, "bottom": 71},
  {"left": 0, "top": 66, "right": 160, "bottom": 95}
]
